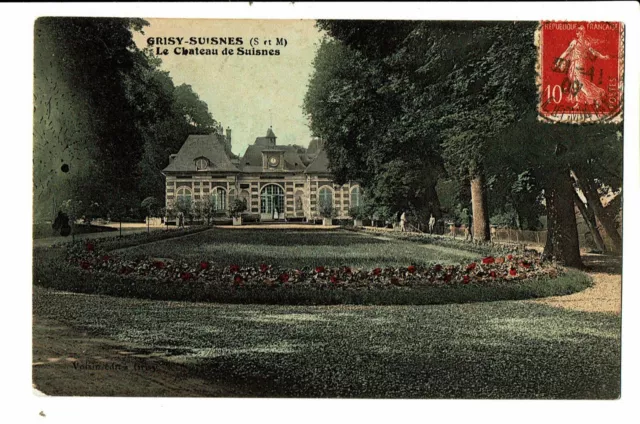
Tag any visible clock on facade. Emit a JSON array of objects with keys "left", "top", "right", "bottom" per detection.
[{"left": 268, "top": 155, "right": 280, "bottom": 167}]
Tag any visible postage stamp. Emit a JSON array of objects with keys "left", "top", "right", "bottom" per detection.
[{"left": 536, "top": 21, "right": 625, "bottom": 123}]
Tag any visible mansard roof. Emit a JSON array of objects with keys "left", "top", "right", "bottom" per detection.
[
  {"left": 162, "top": 133, "right": 239, "bottom": 173},
  {"left": 163, "top": 129, "right": 330, "bottom": 175},
  {"left": 240, "top": 144, "right": 309, "bottom": 173},
  {"left": 304, "top": 148, "right": 331, "bottom": 174}
]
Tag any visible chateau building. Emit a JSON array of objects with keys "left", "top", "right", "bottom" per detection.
[{"left": 162, "top": 126, "right": 362, "bottom": 221}]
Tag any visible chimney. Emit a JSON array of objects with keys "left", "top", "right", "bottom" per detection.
[{"left": 226, "top": 127, "right": 232, "bottom": 152}]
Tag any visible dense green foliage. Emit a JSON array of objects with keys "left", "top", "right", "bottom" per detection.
[
  {"left": 304, "top": 21, "right": 623, "bottom": 262},
  {"left": 34, "top": 18, "right": 216, "bottom": 222}
]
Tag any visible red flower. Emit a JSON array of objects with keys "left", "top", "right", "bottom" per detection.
[
  {"left": 444, "top": 273, "right": 452, "bottom": 282},
  {"left": 463, "top": 275, "right": 471, "bottom": 284},
  {"left": 260, "top": 263, "right": 269, "bottom": 273},
  {"left": 520, "top": 261, "right": 531, "bottom": 269},
  {"left": 509, "top": 268, "right": 517, "bottom": 276},
  {"left": 153, "top": 260, "right": 165, "bottom": 269},
  {"left": 80, "top": 261, "right": 91, "bottom": 270},
  {"left": 200, "top": 261, "right": 210, "bottom": 270},
  {"left": 482, "top": 256, "right": 495, "bottom": 265},
  {"left": 433, "top": 264, "right": 443, "bottom": 272},
  {"left": 102, "top": 255, "right": 111, "bottom": 262},
  {"left": 343, "top": 266, "right": 352, "bottom": 275},
  {"left": 86, "top": 243, "right": 94, "bottom": 252},
  {"left": 490, "top": 271, "right": 497, "bottom": 279},
  {"left": 466, "top": 263, "right": 477, "bottom": 271},
  {"left": 407, "top": 265, "right": 416, "bottom": 274},
  {"left": 181, "top": 272, "right": 193, "bottom": 281},
  {"left": 234, "top": 275, "right": 243, "bottom": 284},
  {"left": 315, "top": 266, "right": 325, "bottom": 274},
  {"left": 330, "top": 275, "right": 338, "bottom": 284},
  {"left": 230, "top": 264, "right": 240, "bottom": 273},
  {"left": 372, "top": 268, "right": 382, "bottom": 276},
  {"left": 279, "top": 273, "right": 290, "bottom": 283},
  {"left": 507, "top": 254, "right": 514, "bottom": 261}
]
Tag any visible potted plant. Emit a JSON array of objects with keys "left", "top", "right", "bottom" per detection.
[
  {"left": 349, "top": 205, "right": 366, "bottom": 227},
  {"left": 319, "top": 198, "right": 336, "bottom": 226},
  {"left": 229, "top": 198, "right": 248, "bottom": 226}
]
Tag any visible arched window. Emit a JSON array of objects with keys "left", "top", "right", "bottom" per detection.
[
  {"left": 260, "top": 184, "right": 285, "bottom": 214},
  {"left": 350, "top": 186, "right": 362, "bottom": 207},
  {"left": 176, "top": 186, "right": 192, "bottom": 201},
  {"left": 211, "top": 187, "right": 227, "bottom": 211},
  {"left": 319, "top": 186, "right": 333, "bottom": 208},
  {"left": 195, "top": 158, "right": 209, "bottom": 171}
]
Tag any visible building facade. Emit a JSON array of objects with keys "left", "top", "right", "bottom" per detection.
[{"left": 162, "top": 127, "right": 362, "bottom": 221}]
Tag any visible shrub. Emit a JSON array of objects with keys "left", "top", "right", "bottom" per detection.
[{"left": 228, "top": 198, "right": 248, "bottom": 218}]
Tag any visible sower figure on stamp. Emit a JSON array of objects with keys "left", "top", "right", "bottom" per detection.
[
  {"left": 428, "top": 214, "right": 436, "bottom": 234},
  {"left": 400, "top": 211, "right": 407, "bottom": 232},
  {"left": 556, "top": 25, "right": 612, "bottom": 109}
]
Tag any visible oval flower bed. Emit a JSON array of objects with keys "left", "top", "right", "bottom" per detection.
[{"left": 32, "top": 239, "right": 592, "bottom": 305}]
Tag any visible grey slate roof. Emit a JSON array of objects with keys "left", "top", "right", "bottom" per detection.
[
  {"left": 164, "top": 129, "right": 329, "bottom": 175},
  {"left": 304, "top": 148, "right": 331, "bottom": 174},
  {"left": 162, "top": 133, "right": 239, "bottom": 173},
  {"left": 239, "top": 144, "right": 309, "bottom": 173}
]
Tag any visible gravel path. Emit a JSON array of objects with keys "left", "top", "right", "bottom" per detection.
[{"left": 529, "top": 253, "right": 621, "bottom": 315}]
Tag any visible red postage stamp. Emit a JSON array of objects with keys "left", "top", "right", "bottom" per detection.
[{"left": 536, "top": 21, "right": 624, "bottom": 123}]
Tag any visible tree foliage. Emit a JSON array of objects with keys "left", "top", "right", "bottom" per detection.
[{"left": 34, "top": 18, "right": 217, "bottom": 222}]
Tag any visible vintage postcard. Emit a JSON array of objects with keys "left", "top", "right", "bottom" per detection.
[{"left": 28, "top": 4, "right": 635, "bottom": 415}]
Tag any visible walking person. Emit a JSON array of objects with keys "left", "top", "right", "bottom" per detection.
[
  {"left": 428, "top": 214, "right": 436, "bottom": 234},
  {"left": 400, "top": 211, "right": 407, "bottom": 232}
]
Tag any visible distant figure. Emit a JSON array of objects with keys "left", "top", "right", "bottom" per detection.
[
  {"left": 400, "top": 211, "right": 407, "bottom": 232},
  {"left": 52, "top": 211, "right": 71, "bottom": 237},
  {"left": 273, "top": 207, "right": 279, "bottom": 220},
  {"left": 428, "top": 214, "right": 436, "bottom": 234},
  {"left": 449, "top": 222, "right": 456, "bottom": 239},
  {"left": 465, "top": 214, "right": 473, "bottom": 241},
  {"left": 178, "top": 211, "right": 185, "bottom": 228}
]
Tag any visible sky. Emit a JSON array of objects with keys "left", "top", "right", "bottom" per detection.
[{"left": 132, "top": 19, "right": 325, "bottom": 157}]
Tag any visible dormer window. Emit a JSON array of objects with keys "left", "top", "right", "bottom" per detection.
[{"left": 195, "top": 157, "right": 209, "bottom": 171}]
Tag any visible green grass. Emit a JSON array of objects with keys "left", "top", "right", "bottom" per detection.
[
  {"left": 33, "top": 285, "right": 621, "bottom": 398},
  {"left": 115, "top": 227, "right": 479, "bottom": 268}
]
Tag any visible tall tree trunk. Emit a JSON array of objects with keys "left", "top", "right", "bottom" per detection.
[
  {"left": 575, "top": 174, "right": 622, "bottom": 254},
  {"left": 573, "top": 190, "right": 607, "bottom": 253},
  {"left": 544, "top": 169, "right": 583, "bottom": 268},
  {"left": 470, "top": 173, "right": 490, "bottom": 242}
]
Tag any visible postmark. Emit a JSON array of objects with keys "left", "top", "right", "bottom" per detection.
[{"left": 536, "top": 21, "right": 624, "bottom": 123}]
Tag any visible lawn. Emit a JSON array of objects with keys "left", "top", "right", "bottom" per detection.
[
  {"left": 114, "top": 227, "right": 480, "bottom": 269},
  {"left": 33, "top": 286, "right": 620, "bottom": 398}
]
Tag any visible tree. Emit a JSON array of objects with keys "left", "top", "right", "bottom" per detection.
[
  {"left": 229, "top": 198, "right": 248, "bottom": 218},
  {"left": 318, "top": 197, "right": 337, "bottom": 219},
  {"left": 306, "top": 21, "right": 537, "bottom": 241},
  {"left": 141, "top": 196, "right": 160, "bottom": 233},
  {"left": 34, "top": 18, "right": 219, "bottom": 226},
  {"left": 60, "top": 199, "right": 84, "bottom": 241},
  {"left": 175, "top": 197, "right": 193, "bottom": 224}
]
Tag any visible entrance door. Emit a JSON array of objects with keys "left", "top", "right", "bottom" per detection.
[{"left": 260, "top": 184, "right": 285, "bottom": 221}]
